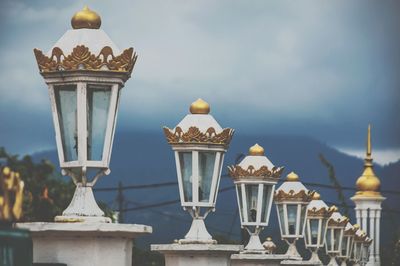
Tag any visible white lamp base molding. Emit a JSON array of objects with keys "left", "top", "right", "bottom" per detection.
[
  {"left": 55, "top": 185, "right": 111, "bottom": 223},
  {"left": 179, "top": 218, "right": 216, "bottom": 244}
]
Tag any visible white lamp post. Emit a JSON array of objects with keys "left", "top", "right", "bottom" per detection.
[
  {"left": 337, "top": 222, "right": 357, "bottom": 266},
  {"left": 274, "top": 172, "right": 313, "bottom": 259},
  {"left": 163, "top": 98, "right": 234, "bottom": 243},
  {"left": 33, "top": 6, "right": 137, "bottom": 222},
  {"left": 228, "top": 144, "right": 284, "bottom": 252},
  {"left": 325, "top": 207, "right": 349, "bottom": 266},
  {"left": 304, "top": 192, "right": 333, "bottom": 264}
]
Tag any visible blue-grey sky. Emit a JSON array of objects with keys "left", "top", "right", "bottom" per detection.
[{"left": 0, "top": 0, "right": 399, "bottom": 163}]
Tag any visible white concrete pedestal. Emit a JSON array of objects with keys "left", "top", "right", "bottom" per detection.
[
  {"left": 151, "top": 243, "right": 242, "bottom": 266},
  {"left": 17, "top": 222, "right": 152, "bottom": 266},
  {"left": 231, "top": 253, "right": 290, "bottom": 266}
]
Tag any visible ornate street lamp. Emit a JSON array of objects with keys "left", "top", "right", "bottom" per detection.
[
  {"left": 274, "top": 172, "right": 313, "bottom": 258},
  {"left": 361, "top": 236, "right": 372, "bottom": 266},
  {"left": 304, "top": 192, "right": 333, "bottom": 264},
  {"left": 337, "top": 222, "right": 357, "bottom": 266},
  {"left": 33, "top": 6, "right": 137, "bottom": 222},
  {"left": 228, "top": 144, "right": 284, "bottom": 252},
  {"left": 163, "top": 99, "right": 234, "bottom": 243},
  {"left": 325, "top": 207, "right": 349, "bottom": 266},
  {"left": 351, "top": 226, "right": 367, "bottom": 266}
]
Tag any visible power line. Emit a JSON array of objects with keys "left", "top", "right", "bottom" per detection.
[
  {"left": 94, "top": 181, "right": 177, "bottom": 191},
  {"left": 125, "top": 199, "right": 241, "bottom": 238},
  {"left": 94, "top": 177, "right": 400, "bottom": 196},
  {"left": 120, "top": 186, "right": 235, "bottom": 212}
]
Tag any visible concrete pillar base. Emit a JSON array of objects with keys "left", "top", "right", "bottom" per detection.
[
  {"left": 231, "top": 253, "right": 290, "bottom": 266},
  {"left": 17, "top": 222, "right": 152, "bottom": 266},
  {"left": 151, "top": 243, "right": 242, "bottom": 266}
]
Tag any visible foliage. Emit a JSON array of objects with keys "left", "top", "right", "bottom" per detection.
[{"left": 132, "top": 246, "right": 164, "bottom": 266}]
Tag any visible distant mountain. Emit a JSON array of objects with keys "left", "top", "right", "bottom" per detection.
[{"left": 32, "top": 131, "right": 400, "bottom": 251}]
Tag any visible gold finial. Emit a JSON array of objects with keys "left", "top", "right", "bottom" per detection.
[
  {"left": 266, "top": 237, "right": 272, "bottom": 241},
  {"left": 330, "top": 205, "right": 338, "bottom": 212},
  {"left": 71, "top": 6, "right": 101, "bottom": 29},
  {"left": 354, "top": 124, "right": 381, "bottom": 197},
  {"left": 286, "top": 171, "right": 299, "bottom": 182},
  {"left": 312, "top": 192, "right": 321, "bottom": 200},
  {"left": 249, "top": 144, "right": 264, "bottom": 156},
  {"left": 190, "top": 98, "right": 210, "bottom": 114},
  {"left": 353, "top": 224, "right": 360, "bottom": 229}
]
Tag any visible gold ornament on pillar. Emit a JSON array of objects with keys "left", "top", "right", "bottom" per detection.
[
  {"left": 354, "top": 124, "right": 382, "bottom": 197},
  {"left": 0, "top": 166, "right": 24, "bottom": 221}
]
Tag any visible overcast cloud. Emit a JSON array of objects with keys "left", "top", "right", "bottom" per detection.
[{"left": 0, "top": 0, "right": 399, "bottom": 162}]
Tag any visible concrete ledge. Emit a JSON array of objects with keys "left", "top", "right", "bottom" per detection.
[
  {"left": 15, "top": 222, "right": 152, "bottom": 266},
  {"left": 151, "top": 243, "right": 242, "bottom": 253},
  {"left": 16, "top": 222, "right": 152, "bottom": 238},
  {"left": 280, "top": 259, "right": 322, "bottom": 265},
  {"left": 231, "top": 253, "right": 290, "bottom": 266},
  {"left": 152, "top": 243, "right": 243, "bottom": 266}
]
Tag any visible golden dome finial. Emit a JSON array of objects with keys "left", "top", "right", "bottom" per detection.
[
  {"left": 249, "top": 144, "right": 264, "bottom": 156},
  {"left": 330, "top": 205, "right": 338, "bottom": 212},
  {"left": 312, "top": 192, "right": 321, "bottom": 200},
  {"left": 354, "top": 124, "right": 381, "bottom": 197},
  {"left": 286, "top": 171, "right": 299, "bottom": 182},
  {"left": 71, "top": 6, "right": 101, "bottom": 29},
  {"left": 190, "top": 98, "right": 210, "bottom": 114}
]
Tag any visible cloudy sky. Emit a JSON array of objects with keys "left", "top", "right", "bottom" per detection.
[{"left": 0, "top": 0, "right": 399, "bottom": 164}]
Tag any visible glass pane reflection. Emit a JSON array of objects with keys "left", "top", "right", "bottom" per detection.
[
  {"left": 55, "top": 86, "right": 77, "bottom": 162},
  {"left": 179, "top": 152, "right": 192, "bottom": 202},
  {"left": 246, "top": 184, "right": 259, "bottom": 222},
  {"left": 198, "top": 152, "right": 216, "bottom": 202},
  {"left": 287, "top": 204, "right": 297, "bottom": 235},
  {"left": 87, "top": 85, "right": 111, "bottom": 161}
]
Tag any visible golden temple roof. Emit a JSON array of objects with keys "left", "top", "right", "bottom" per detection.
[{"left": 354, "top": 125, "right": 382, "bottom": 197}]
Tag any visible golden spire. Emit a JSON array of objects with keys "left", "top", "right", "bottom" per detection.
[
  {"left": 286, "top": 171, "right": 299, "bottom": 182},
  {"left": 71, "top": 6, "right": 101, "bottom": 29},
  {"left": 190, "top": 98, "right": 210, "bottom": 114},
  {"left": 354, "top": 124, "right": 381, "bottom": 197},
  {"left": 249, "top": 143, "right": 264, "bottom": 156}
]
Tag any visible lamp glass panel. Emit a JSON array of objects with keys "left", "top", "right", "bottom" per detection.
[
  {"left": 179, "top": 152, "right": 192, "bottom": 202},
  {"left": 321, "top": 219, "right": 327, "bottom": 246},
  {"left": 237, "top": 184, "right": 244, "bottom": 223},
  {"left": 55, "top": 85, "right": 77, "bottom": 162},
  {"left": 341, "top": 236, "right": 349, "bottom": 256},
  {"left": 261, "top": 185, "right": 272, "bottom": 223},
  {"left": 277, "top": 205, "right": 286, "bottom": 235},
  {"left": 287, "top": 204, "right": 297, "bottom": 235},
  {"left": 299, "top": 204, "right": 307, "bottom": 235},
  {"left": 87, "top": 85, "right": 112, "bottom": 161},
  {"left": 310, "top": 219, "right": 319, "bottom": 245},
  {"left": 334, "top": 228, "right": 342, "bottom": 251},
  {"left": 326, "top": 228, "right": 332, "bottom": 251},
  {"left": 198, "top": 152, "right": 216, "bottom": 202},
  {"left": 245, "top": 184, "right": 259, "bottom": 222}
]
